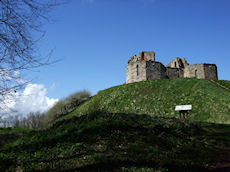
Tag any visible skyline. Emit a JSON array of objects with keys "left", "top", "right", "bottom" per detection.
[{"left": 3, "top": 0, "right": 230, "bottom": 116}]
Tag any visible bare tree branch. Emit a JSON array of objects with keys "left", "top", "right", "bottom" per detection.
[{"left": 0, "top": 0, "right": 67, "bottom": 110}]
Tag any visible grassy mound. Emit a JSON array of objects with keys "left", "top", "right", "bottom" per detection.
[
  {"left": 1, "top": 112, "right": 230, "bottom": 171},
  {"left": 62, "top": 78, "right": 230, "bottom": 124},
  {"left": 1, "top": 78, "right": 230, "bottom": 171}
]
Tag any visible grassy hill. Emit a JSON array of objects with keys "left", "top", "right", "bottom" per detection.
[
  {"left": 1, "top": 112, "right": 230, "bottom": 171},
  {"left": 64, "top": 78, "right": 230, "bottom": 124},
  {"left": 1, "top": 78, "right": 230, "bottom": 171}
]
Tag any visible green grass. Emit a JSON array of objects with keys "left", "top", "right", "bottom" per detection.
[
  {"left": 0, "top": 127, "right": 32, "bottom": 147},
  {"left": 1, "top": 112, "right": 230, "bottom": 171},
  {"left": 215, "top": 80, "right": 230, "bottom": 91},
  {"left": 61, "top": 78, "right": 230, "bottom": 124},
  {"left": 1, "top": 78, "right": 230, "bottom": 171}
]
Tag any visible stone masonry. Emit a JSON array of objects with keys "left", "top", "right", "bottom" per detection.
[{"left": 126, "top": 51, "right": 218, "bottom": 83}]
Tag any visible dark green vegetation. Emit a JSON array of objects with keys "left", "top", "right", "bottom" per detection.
[
  {"left": 1, "top": 78, "right": 230, "bottom": 171},
  {"left": 0, "top": 128, "right": 31, "bottom": 147},
  {"left": 1, "top": 113, "right": 230, "bottom": 171}
]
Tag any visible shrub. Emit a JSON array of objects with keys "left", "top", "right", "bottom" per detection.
[{"left": 42, "top": 90, "right": 91, "bottom": 127}]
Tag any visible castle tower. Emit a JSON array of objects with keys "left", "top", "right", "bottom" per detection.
[{"left": 126, "top": 51, "right": 167, "bottom": 83}]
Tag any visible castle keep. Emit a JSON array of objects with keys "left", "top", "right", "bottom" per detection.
[{"left": 126, "top": 51, "right": 218, "bottom": 83}]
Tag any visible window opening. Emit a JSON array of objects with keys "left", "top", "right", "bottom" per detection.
[
  {"left": 195, "top": 69, "right": 198, "bottom": 78},
  {"left": 137, "top": 65, "right": 139, "bottom": 76}
]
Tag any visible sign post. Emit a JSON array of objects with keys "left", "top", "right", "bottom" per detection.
[{"left": 175, "top": 105, "right": 192, "bottom": 119}]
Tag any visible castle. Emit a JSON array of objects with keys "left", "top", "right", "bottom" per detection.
[{"left": 126, "top": 51, "right": 218, "bottom": 83}]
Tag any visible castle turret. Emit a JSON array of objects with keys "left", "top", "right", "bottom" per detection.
[
  {"left": 128, "top": 51, "right": 155, "bottom": 64},
  {"left": 126, "top": 51, "right": 167, "bottom": 83},
  {"left": 140, "top": 51, "right": 155, "bottom": 61}
]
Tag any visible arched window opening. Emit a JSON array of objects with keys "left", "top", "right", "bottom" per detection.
[
  {"left": 137, "top": 65, "right": 139, "bottom": 76},
  {"left": 178, "top": 59, "right": 184, "bottom": 68},
  {"left": 195, "top": 69, "right": 198, "bottom": 78},
  {"left": 174, "top": 62, "right": 177, "bottom": 68}
]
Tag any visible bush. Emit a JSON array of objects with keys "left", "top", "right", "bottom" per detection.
[{"left": 42, "top": 90, "right": 91, "bottom": 127}]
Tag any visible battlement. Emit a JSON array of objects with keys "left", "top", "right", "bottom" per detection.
[
  {"left": 126, "top": 51, "right": 218, "bottom": 83},
  {"left": 128, "top": 51, "right": 155, "bottom": 64}
]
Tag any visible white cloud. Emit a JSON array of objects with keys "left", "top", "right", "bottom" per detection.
[{"left": 1, "top": 83, "right": 58, "bottom": 117}]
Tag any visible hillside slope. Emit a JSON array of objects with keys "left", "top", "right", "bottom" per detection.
[
  {"left": 64, "top": 78, "right": 230, "bottom": 124},
  {"left": 1, "top": 112, "right": 230, "bottom": 171},
  {"left": 1, "top": 79, "right": 230, "bottom": 171}
]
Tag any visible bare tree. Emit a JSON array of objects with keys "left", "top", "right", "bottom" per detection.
[
  {"left": 12, "top": 112, "right": 45, "bottom": 129},
  {"left": 0, "top": 0, "right": 65, "bottom": 109}
]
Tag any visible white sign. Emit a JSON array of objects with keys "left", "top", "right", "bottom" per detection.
[{"left": 175, "top": 105, "right": 192, "bottom": 111}]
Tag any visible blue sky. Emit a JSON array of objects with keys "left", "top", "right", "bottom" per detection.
[{"left": 5, "top": 0, "right": 230, "bottom": 116}]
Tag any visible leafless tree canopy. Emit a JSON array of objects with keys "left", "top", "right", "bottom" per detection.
[
  {"left": 0, "top": 0, "right": 64, "bottom": 107},
  {"left": 0, "top": 111, "right": 45, "bottom": 129}
]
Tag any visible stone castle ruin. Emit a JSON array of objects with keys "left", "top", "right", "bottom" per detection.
[{"left": 126, "top": 51, "right": 218, "bottom": 83}]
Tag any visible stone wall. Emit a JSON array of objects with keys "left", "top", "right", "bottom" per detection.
[
  {"left": 167, "top": 57, "right": 189, "bottom": 68},
  {"left": 142, "top": 51, "right": 155, "bottom": 61},
  {"left": 203, "top": 64, "right": 218, "bottom": 80},
  {"left": 126, "top": 60, "right": 147, "bottom": 83},
  {"left": 184, "top": 64, "right": 205, "bottom": 79},
  {"left": 166, "top": 67, "right": 179, "bottom": 79},
  {"left": 146, "top": 61, "right": 167, "bottom": 80},
  {"left": 128, "top": 51, "right": 155, "bottom": 64},
  {"left": 183, "top": 64, "right": 218, "bottom": 79},
  {"left": 126, "top": 51, "right": 218, "bottom": 83}
]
